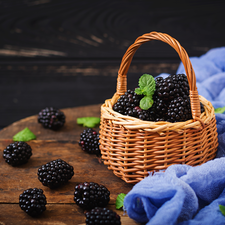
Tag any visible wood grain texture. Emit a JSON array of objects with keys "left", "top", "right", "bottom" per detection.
[
  {"left": 0, "top": 105, "right": 141, "bottom": 225},
  {"left": 0, "top": 204, "right": 141, "bottom": 225},
  {"left": 0, "top": 0, "right": 224, "bottom": 58},
  {"left": 1, "top": 0, "right": 225, "bottom": 128},
  {"left": 0, "top": 60, "right": 179, "bottom": 128}
]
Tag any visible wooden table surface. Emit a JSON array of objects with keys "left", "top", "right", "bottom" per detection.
[{"left": 0, "top": 104, "right": 141, "bottom": 225}]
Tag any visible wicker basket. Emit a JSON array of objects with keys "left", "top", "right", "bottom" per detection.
[{"left": 99, "top": 31, "right": 218, "bottom": 184}]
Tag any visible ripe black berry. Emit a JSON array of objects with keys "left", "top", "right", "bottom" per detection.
[
  {"left": 38, "top": 107, "right": 65, "bottom": 130},
  {"left": 112, "top": 74, "right": 205, "bottom": 123},
  {"left": 37, "top": 159, "right": 74, "bottom": 189},
  {"left": 79, "top": 128, "right": 101, "bottom": 157},
  {"left": 3, "top": 141, "right": 32, "bottom": 166},
  {"left": 19, "top": 188, "right": 47, "bottom": 217},
  {"left": 74, "top": 182, "right": 110, "bottom": 210},
  {"left": 167, "top": 96, "right": 192, "bottom": 122},
  {"left": 113, "top": 89, "right": 142, "bottom": 116},
  {"left": 85, "top": 207, "right": 121, "bottom": 225}
]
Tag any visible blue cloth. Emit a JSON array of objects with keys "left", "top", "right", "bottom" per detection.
[{"left": 124, "top": 47, "right": 225, "bottom": 224}]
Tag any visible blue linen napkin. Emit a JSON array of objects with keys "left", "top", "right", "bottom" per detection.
[{"left": 124, "top": 47, "right": 225, "bottom": 224}]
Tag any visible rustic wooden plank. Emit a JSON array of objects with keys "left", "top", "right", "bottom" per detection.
[
  {"left": 0, "top": 60, "right": 179, "bottom": 128},
  {"left": 0, "top": 105, "right": 102, "bottom": 140},
  {"left": 0, "top": 204, "right": 141, "bottom": 225},
  {"left": 0, "top": 104, "right": 144, "bottom": 224},
  {"left": 0, "top": 139, "right": 134, "bottom": 203},
  {"left": 0, "top": 0, "right": 224, "bottom": 59}
]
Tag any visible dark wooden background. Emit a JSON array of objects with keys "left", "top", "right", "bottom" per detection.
[{"left": 1, "top": 0, "right": 225, "bottom": 129}]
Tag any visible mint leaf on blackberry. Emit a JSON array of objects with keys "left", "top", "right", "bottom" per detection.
[
  {"left": 135, "top": 74, "right": 156, "bottom": 110},
  {"left": 85, "top": 207, "right": 121, "bottom": 225},
  {"left": 37, "top": 159, "right": 74, "bottom": 189},
  {"left": 19, "top": 188, "right": 47, "bottom": 217},
  {"left": 3, "top": 141, "right": 32, "bottom": 166},
  {"left": 74, "top": 182, "right": 110, "bottom": 210},
  {"left": 38, "top": 107, "right": 65, "bottom": 130},
  {"left": 79, "top": 128, "right": 101, "bottom": 157}
]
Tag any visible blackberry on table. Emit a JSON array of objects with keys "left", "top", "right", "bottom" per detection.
[
  {"left": 85, "top": 207, "right": 121, "bottom": 225},
  {"left": 74, "top": 182, "right": 110, "bottom": 210},
  {"left": 38, "top": 107, "right": 65, "bottom": 130},
  {"left": 19, "top": 188, "right": 47, "bottom": 217},
  {"left": 79, "top": 128, "right": 101, "bottom": 157},
  {"left": 3, "top": 141, "right": 32, "bottom": 166},
  {"left": 37, "top": 159, "right": 74, "bottom": 189}
]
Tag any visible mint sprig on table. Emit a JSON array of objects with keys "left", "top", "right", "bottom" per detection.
[
  {"left": 13, "top": 127, "right": 36, "bottom": 142},
  {"left": 77, "top": 117, "right": 100, "bottom": 128},
  {"left": 135, "top": 74, "right": 156, "bottom": 110},
  {"left": 115, "top": 193, "right": 126, "bottom": 210}
]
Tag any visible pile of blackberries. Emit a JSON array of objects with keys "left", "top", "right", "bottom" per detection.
[{"left": 113, "top": 74, "right": 204, "bottom": 123}]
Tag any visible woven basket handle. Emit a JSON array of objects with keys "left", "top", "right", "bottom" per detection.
[{"left": 116, "top": 31, "right": 201, "bottom": 120}]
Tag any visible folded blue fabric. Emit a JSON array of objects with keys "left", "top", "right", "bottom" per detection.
[
  {"left": 124, "top": 47, "right": 225, "bottom": 224},
  {"left": 124, "top": 158, "right": 225, "bottom": 225}
]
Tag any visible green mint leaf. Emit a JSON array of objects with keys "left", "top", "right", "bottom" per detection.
[
  {"left": 134, "top": 87, "right": 143, "bottom": 95},
  {"left": 77, "top": 117, "right": 100, "bottom": 128},
  {"left": 140, "top": 96, "right": 154, "bottom": 110},
  {"left": 115, "top": 193, "right": 127, "bottom": 210},
  {"left": 214, "top": 106, "right": 225, "bottom": 114},
  {"left": 219, "top": 204, "right": 225, "bottom": 216},
  {"left": 139, "top": 74, "right": 155, "bottom": 89},
  {"left": 135, "top": 74, "right": 156, "bottom": 110},
  {"left": 142, "top": 86, "right": 155, "bottom": 96},
  {"left": 13, "top": 127, "right": 36, "bottom": 142}
]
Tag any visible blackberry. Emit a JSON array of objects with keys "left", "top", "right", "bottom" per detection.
[
  {"left": 37, "top": 159, "right": 74, "bottom": 189},
  {"left": 38, "top": 107, "right": 65, "bottom": 130},
  {"left": 19, "top": 188, "right": 47, "bottom": 217},
  {"left": 167, "top": 96, "right": 192, "bottom": 122},
  {"left": 3, "top": 141, "right": 32, "bottom": 166},
  {"left": 79, "top": 128, "right": 101, "bottom": 156},
  {"left": 113, "top": 89, "right": 142, "bottom": 116},
  {"left": 74, "top": 182, "right": 110, "bottom": 210},
  {"left": 155, "top": 74, "right": 189, "bottom": 101},
  {"left": 85, "top": 207, "right": 121, "bottom": 225}
]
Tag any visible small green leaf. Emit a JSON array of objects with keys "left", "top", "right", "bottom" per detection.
[
  {"left": 140, "top": 96, "right": 154, "bottom": 110},
  {"left": 77, "top": 117, "right": 100, "bottom": 128},
  {"left": 142, "top": 86, "right": 155, "bottom": 97},
  {"left": 116, "top": 193, "right": 126, "bottom": 210},
  {"left": 219, "top": 204, "right": 225, "bottom": 216},
  {"left": 135, "top": 74, "right": 156, "bottom": 110},
  {"left": 13, "top": 127, "right": 36, "bottom": 142},
  {"left": 134, "top": 87, "right": 143, "bottom": 95},
  {"left": 139, "top": 74, "right": 154, "bottom": 89},
  {"left": 214, "top": 106, "right": 225, "bottom": 114}
]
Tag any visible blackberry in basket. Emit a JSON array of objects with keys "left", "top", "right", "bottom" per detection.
[
  {"left": 37, "top": 159, "right": 74, "bottom": 189},
  {"left": 19, "top": 188, "right": 47, "bottom": 217},
  {"left": 85, "top": 207, "right": 121, "bottom": 225},
  {"left": 113, "top": 73, "right": 205, "bottom": 123},
  {"left": 74, "top": 182, "right": 110, "bottom": 210},
  {"left": 3, "top": 141, "right": 32, "bottom": 166},
  {"left": 38, "top": 107, "right": 65, "bottom": 130},
  {"left": 79, "top": 128, "right": 101, "bottom": 157}
]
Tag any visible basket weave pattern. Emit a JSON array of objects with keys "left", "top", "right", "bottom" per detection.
[{"left": 99, "top": 32, "right": 218, "bottom": 184}]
